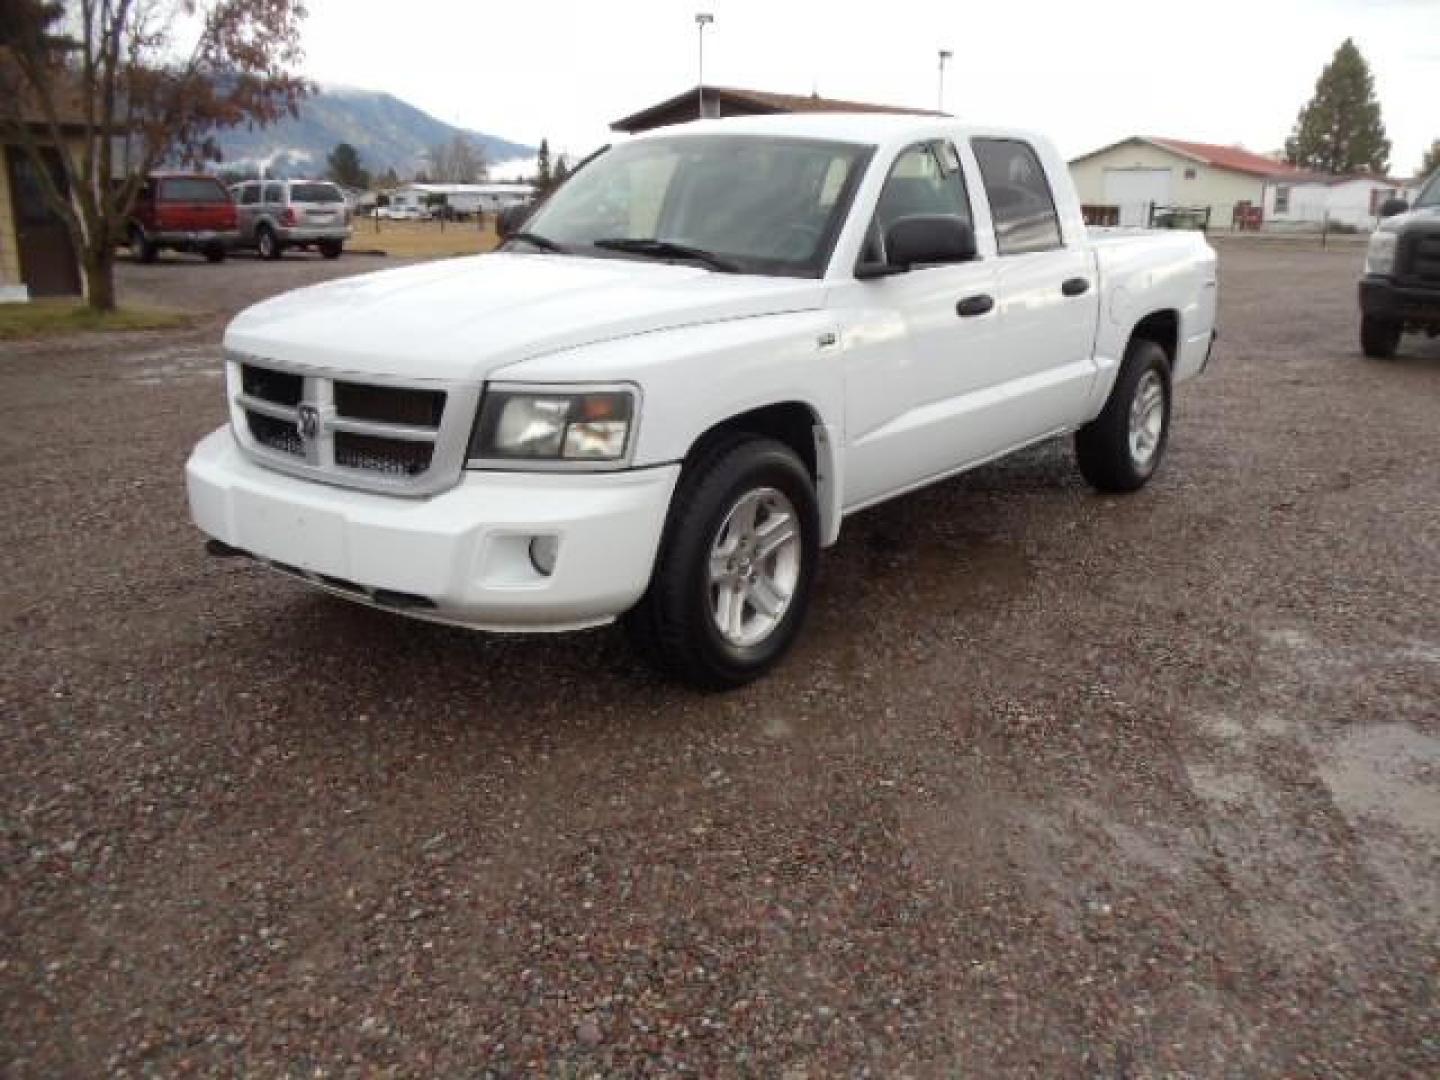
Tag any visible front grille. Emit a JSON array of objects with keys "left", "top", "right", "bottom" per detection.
[
  {"left": 333, "top": 382, "right": 446, "bottom": 428},
  {"left": 334, "top": 432, "right": 434, "bottom": 476},
  {"left": 242, "top": 364, "right": 302, "bottom": 406},
  {"left": 247, "top": 411, "right": 304, "bottom": 456},
  {"left": 1397, "top": 229, "right": 1440, "bottom": 285},
  {"left": 1411, "top": 235, "right": 1440, "bottom": 284},
  {"left": 231, "top": 355, "right": 475, "bottom": 495}
]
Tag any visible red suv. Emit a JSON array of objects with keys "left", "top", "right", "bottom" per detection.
[{"left": 127, "top": 173, "right": 239, "bottom": 263}]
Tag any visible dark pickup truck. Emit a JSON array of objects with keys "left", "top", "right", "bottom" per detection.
[
  {"left": 1360, "top": 169, "right": 1440, "bottom": 358},
  {"left": 127, "top": 173, "right": 239, "bottom": 264}
]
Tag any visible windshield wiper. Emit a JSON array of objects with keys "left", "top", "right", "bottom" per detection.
[
  {"left": 507, "top": 231, "right": 566, "bottom": 253},
  {"left": 592, "top": 237, "right": 740, "bottom": 273}
]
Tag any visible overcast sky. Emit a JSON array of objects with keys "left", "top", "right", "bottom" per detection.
[{"left": 302, "top": 0, "right": 1438, "bottom": 176}]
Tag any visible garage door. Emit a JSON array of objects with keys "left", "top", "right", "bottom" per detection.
[{"left": 1103, "top": 167, "right": 1173, "bottom": 227}]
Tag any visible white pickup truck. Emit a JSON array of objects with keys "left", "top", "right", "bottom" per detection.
[{"left": 187, "top": 113, "right": 1217, "bottom": 688}]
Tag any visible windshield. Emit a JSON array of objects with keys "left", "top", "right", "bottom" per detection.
[
  {"left": 1416, "top": 171, "right": 1440, "bottom": 209},
  {"left": 290, "top": 182, "right": 344, "bottom": 204},
  {"left": 520, "top": 134, "right": 873, "bottom": 277}
]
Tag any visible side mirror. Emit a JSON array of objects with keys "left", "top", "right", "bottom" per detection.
[
  {"left": 856, "top": 215, "right": 977, "bottom": 279},
  {"left": 1379, "top": 196, "right": 1409, "bottom": 219},
  {"left": 497, "top": 203, "right": 532, "bottom": 239}
]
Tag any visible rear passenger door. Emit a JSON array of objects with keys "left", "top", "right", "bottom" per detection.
[
  {"left": 263, "top": 182, "right": 285, "bottom": 227},
  {"left": 236, "top": 183, "right": 260, "bottom": 241},
  {"left": 970, "top": 138, "right": 1100, "bottom": 438}
]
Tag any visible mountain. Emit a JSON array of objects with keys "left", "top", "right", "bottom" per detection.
[{"left": 212, "top": 86, "right": 534, "bottom": 179}]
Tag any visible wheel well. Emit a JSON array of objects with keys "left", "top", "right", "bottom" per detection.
[
  {"left": 1131, "top": 310, "right": 1179, "bottom": 366},
  {"left": 686, "top": 402, "right": 820, "bottom": 480}
]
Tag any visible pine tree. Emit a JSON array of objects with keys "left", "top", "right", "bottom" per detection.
[
  {"left": 326, "top": 143, "right": 370, "bottom": 189},
  {"left": 1285, "top": 39, "right": 1391, "bottom": 175},
  {"left": 553, "top": 154, "right": 570, "bottom": 187},
  {"left": 1419, "top": 140, "right": 1440, "bottom": 179},
  {"left": 536, "top": 138, "right": 552, "bottom": 191}
]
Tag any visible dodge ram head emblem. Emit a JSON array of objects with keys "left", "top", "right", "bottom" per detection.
[{"left": 296, "top": 404, "right": 321, "bottom": 440}]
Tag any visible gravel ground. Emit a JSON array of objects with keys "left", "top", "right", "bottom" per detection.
[{"left": 3, "top": 243, "right": 1437, "bottom": 1077}]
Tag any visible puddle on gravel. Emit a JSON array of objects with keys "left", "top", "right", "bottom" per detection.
[
  {"left": 121, "top": 344, "right": 223, "bottom": 385},
  {"left": 1316, "top": 723, "right": 1440, "bottom": 928}
]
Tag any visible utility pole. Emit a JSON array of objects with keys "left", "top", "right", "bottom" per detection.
[
  {"left": 696, "top": 13, "right": 714, "bottom": 119},
  {"left": 938, "top": 49, "right": 952, "bottom": 113}
]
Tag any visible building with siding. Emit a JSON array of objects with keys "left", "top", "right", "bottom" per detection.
[
  {"left": 1069, "top": 136, "right": 1309, "bottom": 230},
  {"left": 2, "top": 55, "right": 89, "bottom": 302},
  {"left": 611, "top": 85, "right": 939, "bottom": 134}
]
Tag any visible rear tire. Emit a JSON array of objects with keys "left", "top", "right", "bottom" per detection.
[
  {"left": 319, "top": 239, "right": 343, "bottom": 259},
  {"left": 256, "top": 226, "right": 282, "bottom": 261},
  {"left": 130, "top": 225, "right": 157, "bottom": 264},
  {"left": 1075, "top": 338, "right": 1172, "bottom": 493},
  {"left": 204, "top": 244, "right": 226, "bottom": 263},
  {"left": 1360, "top": 314, "right": 1401, "bottom": 359},
  {"left": 624, "top": 435, "right": 819, "bottom": 690}
]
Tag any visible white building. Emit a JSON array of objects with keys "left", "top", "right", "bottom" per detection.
[
  {"left": 387, "top": 183, "right": 534, "bottom": 215},
  {"left": 1068, "top": 137, "right": 1306, "bottom": 229},
  {"left": 1261, "top": 174, "right": 1419, "bottom": 232}
]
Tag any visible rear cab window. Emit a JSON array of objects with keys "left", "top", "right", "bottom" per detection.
[
  {"left": 159, "top": 177, "right": 230, "bottom": 203},
  {"left": 971, "top": 138, "right": 1063, "bottom": 254}
]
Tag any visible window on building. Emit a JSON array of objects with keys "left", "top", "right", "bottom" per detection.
[
  {"left": 1184, "top": 167, "right": 1197, "bottom": 180},
  {"left": 1274, "top": 185, "right": 1291, "bottom": 213},
  {"left": 971, "top": 138, "right": 1063, "bottom": 254}
]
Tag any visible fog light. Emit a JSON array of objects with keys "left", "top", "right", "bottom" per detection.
[{"left": 528, "top": 534, "right": 559, "bottom": 576}]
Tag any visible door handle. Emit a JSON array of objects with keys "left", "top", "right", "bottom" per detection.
[
  {"left": 1061, "top": 277, "right": 1091, "bottom": 297},
  {"left": 956, "top": 294, "right": 994, "bottom": 318}
]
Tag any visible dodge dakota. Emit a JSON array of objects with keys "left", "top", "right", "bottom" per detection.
[{"left": 186, "top": 113, "right": 1218, "bottom": 688}]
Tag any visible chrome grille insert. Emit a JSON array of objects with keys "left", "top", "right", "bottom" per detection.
[{"left": 228, "top": 353, "right": 479, "bottom": 496}]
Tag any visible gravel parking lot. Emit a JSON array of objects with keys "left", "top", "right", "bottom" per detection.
[{"left": 3, "top": 242, "right": 1437, "bottom": 1076}]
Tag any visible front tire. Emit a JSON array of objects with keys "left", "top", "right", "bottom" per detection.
[
  {"left": 625, "top": 435, "right": 819, "bottom": 689},
  {"left": 256, "top": 226, "right": 282, "bottom": 261},
  {"left": 1360, "top": 314, "right": 1401, "bottom": 359},
  {"left": 1075, "top": 338, "right": 1172, "bottom": 493},
  {"left": 204, "top": 243, "right": 226, "bottom": 263}
]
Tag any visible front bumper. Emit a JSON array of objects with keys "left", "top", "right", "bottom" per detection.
[
  {"left": 186, "top": 427, "right": 680, "bottom": 631},
  {"left": 1359, "top": 276, "right": 1440, "bottom": 326}
]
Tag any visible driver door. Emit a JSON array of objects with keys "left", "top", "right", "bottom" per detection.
[{"left": 843, "top": 140, "right": 1005, "bottom": 507}]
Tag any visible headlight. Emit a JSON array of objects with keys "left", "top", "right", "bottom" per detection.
[
  {"left": 469, "top": 386, "right": 637, "bottom": 467},
  {"left": 1365, "top": 231, "right": 1397, "bottom": 276}
]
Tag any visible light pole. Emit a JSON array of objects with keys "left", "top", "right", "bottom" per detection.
[
  {"left": 696, "top": 13, "right": 714, "bottom": 120},
  {"left": 937, "top": 49, "right": 952, "bottom": 113}
]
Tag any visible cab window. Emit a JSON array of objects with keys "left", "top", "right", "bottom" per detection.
[
  {"left": 864, "top": 141, "right": 972, "bottom": 263},
  {"left": 971, "top": 138, "right": 1063, "bottom": 254}
]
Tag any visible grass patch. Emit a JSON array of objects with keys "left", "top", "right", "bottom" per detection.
[
  {"left": 0, "top": 299, "right": 193, "bottom": 341},
  {"left": 351, "top": 218, "right": 502, "bottom": 259}
]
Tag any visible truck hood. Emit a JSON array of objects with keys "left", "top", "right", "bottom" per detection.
[{"left": 224, "top": 252, "right": 827, "bottom": 382}]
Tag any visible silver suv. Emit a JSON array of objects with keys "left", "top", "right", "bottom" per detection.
[{"left": 230, "top": 179, "right": 353, "bottom": 260}]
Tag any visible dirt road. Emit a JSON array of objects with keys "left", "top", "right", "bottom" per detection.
[{"left": 3, "top": 242, "right": 1437, "bottom": 1075}]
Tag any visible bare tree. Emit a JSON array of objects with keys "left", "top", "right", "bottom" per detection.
[
  {"left": 0, "top": 0, "right": 309, "bottom": 310},
  {"left": 424, "top": 133, "right": 488, "bottom": 184}
]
